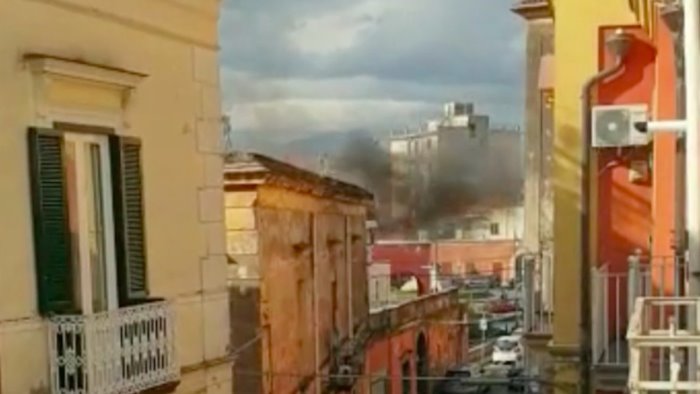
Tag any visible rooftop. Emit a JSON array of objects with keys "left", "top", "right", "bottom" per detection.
[{"left": 224, "top": 151, "right": 374, "bottom": 203}]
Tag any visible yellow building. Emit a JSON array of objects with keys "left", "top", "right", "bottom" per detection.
[
  {"left": 546, "top": 0, "right": 654, "bottom": 392},
  {"left": 0, "top": 1, "right": 230, "bottom": 393}
]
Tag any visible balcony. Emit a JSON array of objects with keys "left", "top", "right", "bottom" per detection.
[
  {"left": 591, "top": 257, "right": 687, "bottom": 389},
  {"left": 48, "top": 301, "right": 178, "bottom": 394},
  {"left": 522, "top": 255, "right": 553, "bottom": 336},
  {"left": 628, "top": 297, "right": 700, "bottom": 393}
]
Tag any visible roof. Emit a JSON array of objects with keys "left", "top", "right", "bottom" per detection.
[{"left": 224, "top": 151, "right": 374, "bottom": 203}]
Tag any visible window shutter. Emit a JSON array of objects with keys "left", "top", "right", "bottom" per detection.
[
  {"left": 110, "top": 135, "right": 149, "bottom": 305},
  {"left": 27, "top": 128, "right": 75, "bottom": 315}
]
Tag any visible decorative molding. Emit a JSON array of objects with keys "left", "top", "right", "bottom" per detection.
[
  {"left": 511, "top": 0, "right": 553, "bottom": 21},
  {"left": 25, "top": 54, "right": 147, "bottom": 89}
]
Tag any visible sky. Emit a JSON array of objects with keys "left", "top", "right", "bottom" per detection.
[{"left": 219, "top": 0, "right": 525, "bottom": 140}]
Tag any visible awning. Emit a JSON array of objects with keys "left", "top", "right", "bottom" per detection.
[{"left": 538, "top": 54, "right": 555, "bottom": 91}]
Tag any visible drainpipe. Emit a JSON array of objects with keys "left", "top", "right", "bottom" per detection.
[{"left": 580, "top": 29, "right": 631, "bottom": 394}]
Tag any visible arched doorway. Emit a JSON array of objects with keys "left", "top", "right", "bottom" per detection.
[{"left": 416, "top": 332, "right": 429, "bottom": 394}]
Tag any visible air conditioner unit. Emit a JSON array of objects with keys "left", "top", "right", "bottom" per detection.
[{"left": 592, "top": 104, "right": 649, "bottom": 148}]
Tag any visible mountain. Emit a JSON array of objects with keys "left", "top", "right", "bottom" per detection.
[{"left": 228, "top": 129, "right": 391, "bottom": 160}]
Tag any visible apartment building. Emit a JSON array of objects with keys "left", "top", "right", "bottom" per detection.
[
  {"left": 0, "top": 1, "right": 229, "bottom": 393},
  {"left": 510, "top": 0, "right": 555, "bottom": 384},
  {"left": 389, "top": 102, "right": 490, "bottom": 222},
  {"left": 224, "top": 152, "right": 373, "bottom": 394},
  {"left": 512, "top": 0, "right": 688, "bottom": 392}
]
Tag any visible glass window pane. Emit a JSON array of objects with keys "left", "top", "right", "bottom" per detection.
[
  {"left": 64, "top": 140, "right": 82, "bottom": 308},
  {"left": 86, "top": 143, "right": 108, "bottom": 313}
]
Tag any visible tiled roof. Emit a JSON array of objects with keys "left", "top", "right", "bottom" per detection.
[{"left": 224, "top": 151, "right": 374, "bottom": 203}]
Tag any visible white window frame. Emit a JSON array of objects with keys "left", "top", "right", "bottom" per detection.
[{"left": 64, "top": 132, "right": 118, "bottom": 314}]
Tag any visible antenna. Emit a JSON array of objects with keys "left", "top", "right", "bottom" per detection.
[{"left": 222, "top": 115, "right": 234, "bottom": 155}]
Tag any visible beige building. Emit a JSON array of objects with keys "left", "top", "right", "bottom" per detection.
[
  {"left": 0, "top": 1, "right": 230, "bottom": 393},
  {"left": 224, "top": 152, "right": 373, "bottom": 394}
]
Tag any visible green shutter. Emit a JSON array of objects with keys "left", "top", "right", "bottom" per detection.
[
  {"left": 28, "top": 128, "right": 75, "bottom": 315},
  {"left": 110, "top": 135, "right": 149, "bottom": 305}
]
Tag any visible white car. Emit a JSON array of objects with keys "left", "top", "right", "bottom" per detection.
[{"left": 491, "top": 335, "right": 523, "bottom": 365}]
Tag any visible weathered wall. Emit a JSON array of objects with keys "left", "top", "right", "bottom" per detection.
[
  {"left": 362, "top": 307, "right": 465, "bottom": 394},
  {"left": 229, "top": 288, "right": 263, "bottom": 394},
  {"left": 371, "top": 243, "right": 432, "bottom": 295},
  {"left": 225, "top": 184, "right": 370, "bottom": 394},
  {"left": 435, "top": 240, "right": 518, "bottom": 283},
  {"left": 522, "top": 20, "right": 554, "bottom": 254},
  {"left": 0, "top": 0, "right": 229, "bottom": 392}
]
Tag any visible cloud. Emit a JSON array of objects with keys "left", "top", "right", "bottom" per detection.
[{"left": 220, "top": 0, "right": 524, "bottom": 136}]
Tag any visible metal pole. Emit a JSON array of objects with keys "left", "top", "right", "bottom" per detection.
[
  {"left": 481, "top": 314, "right": 487, "bottom": 362},
  {"left": 683, "top": 0, "right": 700, "bottom": 381}
]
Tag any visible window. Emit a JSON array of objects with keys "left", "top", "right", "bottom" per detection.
[
  {"left": 490, "top": 222, "right": 500, "bottom": 236},
  {"left": 401, "top": 359, "right": 412, "bottom": 394},
  {"left": 64, "top": 133, "right": 117, "bottom": 313},
  {"left": 29, "top": 127, "right": 149, "bottom": 315}
]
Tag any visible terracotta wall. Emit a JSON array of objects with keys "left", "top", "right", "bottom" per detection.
[
  {"left": 434, "top": 240, "right": 518, "bottom": 283},
  {"left": 362, "top": 307, "right": 465, "bottom": 394},
  {"left": 371, "top": 243, "right": 433, "bottom": 294}
]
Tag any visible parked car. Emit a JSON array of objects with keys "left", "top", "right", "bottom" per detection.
[
  {"left": 491, "top": 335, "right": 523, "bottom": 365},
  {"left": 435, "top": 367, "right": 488, "bottom": 394},
  {"left": 488, "top": 299, "right": 517, "bottom": 314}
]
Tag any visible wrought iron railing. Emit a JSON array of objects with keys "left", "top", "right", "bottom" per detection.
[
  {"left": 48, "top": 301, "right": 178, "bottom": 394},
  {"left": 521, "top": 254, "right": 553, "bottom": 335},
  {"left": 591, "top": 256, "right": 687, "bottom": 367},
  {"left": 628, "top": 297, "right": 700, "bottom": 393}
]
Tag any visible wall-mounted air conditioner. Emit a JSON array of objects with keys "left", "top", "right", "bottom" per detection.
[{"left": 592, "top": 104, "right": 649, "bottom": 148}]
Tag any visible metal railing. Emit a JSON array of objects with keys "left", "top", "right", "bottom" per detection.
[
  {"left": 591, "top": 256, "right": 687, "bottom": 367},
  {"left": 48, "top": 301, "right": 178, "bottom": 394},
  {"left": 522, "top": 254, "right": 553, "bottom": 335},
  {"left": 628, "top": 297, "right": 700, "bottom": 393}
]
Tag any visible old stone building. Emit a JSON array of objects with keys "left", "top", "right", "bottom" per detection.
[{"left": 224, "top": 152, "right": 373, "bottom": 394}]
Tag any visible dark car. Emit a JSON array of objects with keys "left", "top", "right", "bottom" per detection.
[{"left": 434, "top": 367, "right": 488, "bottom": 394}]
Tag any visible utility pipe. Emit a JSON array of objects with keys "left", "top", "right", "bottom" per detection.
[
  {"left": 636, "top": 119, "right": 687, "bottom": 132},
  {"left": 580, "top": 28, "right": 631, "bottom": 394},
  {"left": 683, "top": 0, "right": 700, "bottom": 380}
]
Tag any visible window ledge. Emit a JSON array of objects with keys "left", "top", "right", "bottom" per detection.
[{"left": 24, "top": 53, "right": 147, "bottom": 89}]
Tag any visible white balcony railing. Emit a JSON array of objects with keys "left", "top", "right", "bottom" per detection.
[
  {"left": 522, "top": 254, "right": 553, "bottom": 335},
  {"left": 628, "top": 297, "right": 700, "bottom": 393},
  {"left": 592, "top": 256, "right": 687, "bottom": 367},
  {"left": 49, "top": 301, "right": 178, "bottom": 394}
]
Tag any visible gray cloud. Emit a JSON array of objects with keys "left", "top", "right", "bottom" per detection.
[{"left": 220, "top": 0, "right": 524, "bottom": 135}]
